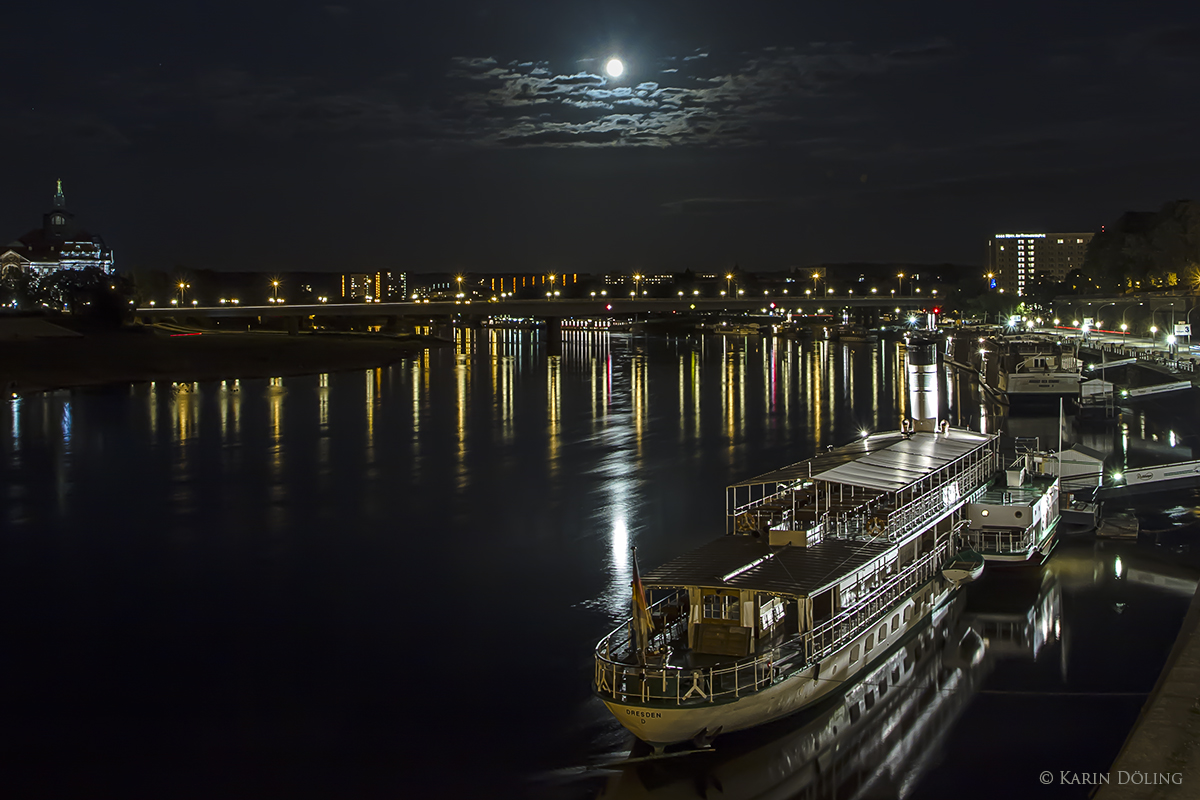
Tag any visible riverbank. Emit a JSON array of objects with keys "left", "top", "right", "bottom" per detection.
[
  {"left": 0, "top": 325, "right": 448, "bottom": 393},
  {"left": 1096, "top": 579, "right": 1200, "bottom": 798}
]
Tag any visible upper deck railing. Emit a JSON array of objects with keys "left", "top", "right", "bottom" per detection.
[{"left": 728, "top": 436, "right": 999, "bottom": 544}]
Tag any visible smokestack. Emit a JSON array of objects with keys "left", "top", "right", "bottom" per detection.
[{"left": 905, "top": 335, "right": 941, "bottom": 432}]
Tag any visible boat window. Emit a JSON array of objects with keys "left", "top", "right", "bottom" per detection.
[
  {"left": 865, "top": 633, "right": 874, "bottom": 651},
  {"left": 879, "top": 624, "right": 887, "bottom": 640},
  {"left": 759, "top": 596, "right": 784, "bottom": 630},
  {"left": 850, "top": 645, "right": 859, "bottom": 664},
  {"left": 702, "top": 592, "right": 740, "bottom": 622},
  {"left": 892, "top": 614, "right": 900, "bottom": 633},
  {"left": 904, "top": 606, "right": 914, "bottom": 622}
]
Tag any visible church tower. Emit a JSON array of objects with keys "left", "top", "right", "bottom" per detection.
[{"left": 44, "top": 179, "right": 77, "bottom": 243}]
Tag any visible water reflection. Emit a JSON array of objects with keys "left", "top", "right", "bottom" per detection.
[
  {"left": 1, "top": 331, "right": 1196, "bottom": 796},
  {"left": 548, "top": 355, "right": 561, "bottom": 478},
  {"left": 598, "top": 593, "right": 983, "bottom": 799},
  {"left": 596, "top": 565, "right": 1072, "bottom": 800}
]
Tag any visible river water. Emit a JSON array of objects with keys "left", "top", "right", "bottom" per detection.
[{"left": 1, "top": 330, "right": 1197, "bottom": 798}]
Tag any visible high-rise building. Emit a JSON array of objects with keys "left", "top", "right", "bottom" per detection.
[
  {"left": 987, "top": 232, "right": 1094, "bottom": 296},
  {"left": 341, "top": 271, "right": 404, "bottom": 301},
  {"left": 0, "top": 181, "right": 115, "bottom": 278}
]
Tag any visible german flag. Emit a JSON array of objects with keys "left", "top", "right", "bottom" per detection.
[{"left": 632, "top": 549, "right": 655, "bottom": 653}]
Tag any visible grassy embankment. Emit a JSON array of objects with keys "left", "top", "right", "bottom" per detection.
[{"left": 0, "top": 324, "right": 448, "bottom": 393}]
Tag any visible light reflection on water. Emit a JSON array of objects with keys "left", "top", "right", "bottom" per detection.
[{"left": 1, "top": 330, "right": 1198, "bottom": 795}]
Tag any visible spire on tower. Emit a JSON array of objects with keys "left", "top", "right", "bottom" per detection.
[{"left": 54, "top": 179, "right": 66, "bottom": 208}]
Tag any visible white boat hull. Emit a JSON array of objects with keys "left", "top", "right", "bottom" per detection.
[{"left": 602, "top": 580, "right": 954, "bottom": 747}]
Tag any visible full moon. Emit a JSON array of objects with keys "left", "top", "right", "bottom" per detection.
[{"left": 605, "top": 58, "right": 624, "bottom": 78}]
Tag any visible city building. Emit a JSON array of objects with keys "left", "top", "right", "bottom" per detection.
[
  {"left": 487, "top": 273, "right": 580, "bottom": 298},
  {"left": 1, "top": 181, "right": 115, "bottom": 278},
  {"left": 341, "top": 271, "right": 405, "bottom": 301},
  {"left": 987, "top": 232, "right": 1094, "bottom": 296}
]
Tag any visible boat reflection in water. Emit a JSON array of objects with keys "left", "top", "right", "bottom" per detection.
[
  {"left": 595, "top": 573, "right": 1065, "bottom": 796},
  {"left": 597, "top": 573, "right": 1063, "bottom": 800}
]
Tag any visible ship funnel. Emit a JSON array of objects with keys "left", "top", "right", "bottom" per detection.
[{"left": 905, "top": 334, "right": 941, "bottom": 432}]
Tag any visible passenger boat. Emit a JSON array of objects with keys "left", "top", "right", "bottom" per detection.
[
  {"left": 991, "top": 335, "right": 1083, "bottom": 407},
  {"left": 962, "top": 450, "right": 1062, "bottom": 566},
  {"left": 593, "top": 420, "right": 1001, "bottom": 750},
  {"left": 943, "top": 333, "right": 1082, "bottom": 408}
]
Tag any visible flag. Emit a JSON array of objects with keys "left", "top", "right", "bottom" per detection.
[{"left": 631, "top": 549, "right": 655, "bottom": 654}]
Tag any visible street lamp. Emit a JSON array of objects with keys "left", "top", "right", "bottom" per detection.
[
  {"left": 272, "top": 280, "right": 280, "bottom": 302},
  {"left": 548, "top": 273, "right": 556, "bottom": 299},
  {"left": 634, "top": 273, "right": 642, "bottom": 298},
  {"left": 897, "top": 272, "right": 904, "bottom": 295}
]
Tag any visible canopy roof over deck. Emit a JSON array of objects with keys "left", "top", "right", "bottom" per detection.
[
  {"left": 730, "top": 429, "right": 995, "bottom": 495},
  {"left": 642, "top": 536, "right": 893, "bottom": 597}
]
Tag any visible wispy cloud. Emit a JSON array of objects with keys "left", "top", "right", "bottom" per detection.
[{"left": 444, "top": 42, "right": 956, "bottom": 148}]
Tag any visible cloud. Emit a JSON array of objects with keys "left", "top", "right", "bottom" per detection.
[{"left": 444, "top": 41, "right": 954, "bottom": 148}]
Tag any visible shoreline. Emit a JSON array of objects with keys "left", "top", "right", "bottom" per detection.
[{"left": 0, "top": 327, "right": 450, "bottom": 394}]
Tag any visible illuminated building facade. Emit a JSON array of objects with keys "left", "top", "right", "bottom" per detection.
[
  {"left": 0, "top": 181, "right": 115, "bottom": 278},
  {"left": 341, "top": 271, "right": 404, "bottom": 301},
  {"left": 487, "top": 273, "right": 579, "bottom": 297},
  {"left": 987, "top": 232, "right": 1094, "bottom": 296}
]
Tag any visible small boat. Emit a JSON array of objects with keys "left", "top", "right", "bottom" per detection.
[
  {"left": 836, "top": 325, "right": 879, "bottom": 343},
  {"left": 1097, "top": 512, "right": 1139, "bottom": 540},
  {"left": 942, "top": 549, "right": 985, "bottom": 585},
  {"left": 963, "top": 451, "right": 1062, "bottom": 567}
]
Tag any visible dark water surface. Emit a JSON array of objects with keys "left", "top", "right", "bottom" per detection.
[{"left": 1, "top": 330, "right": 1196, "bottom": 798}]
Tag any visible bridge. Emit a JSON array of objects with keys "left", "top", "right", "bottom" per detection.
[
  {"left": 132, "top": 295, "right": 943, "bottom": 336},
  {"left": 133, "top": 294, "right": 939, "bottom": 319}
]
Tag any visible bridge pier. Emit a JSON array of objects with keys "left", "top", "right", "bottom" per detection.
[
  {"left": 286, "top": 315, "right": 300, "bottom": 336},
  {"left": 544, "top": 316, "right": 562, "bottom": 356}
]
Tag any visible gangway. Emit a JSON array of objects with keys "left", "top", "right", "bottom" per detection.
[
  {"left": 1124, "top": 381, "right": 1194, "bottom": 398},
  {"left": 1088, "top": 358, "right": 1137, "bottom": 370},
  {"left": 1096, "top": 459, "right": 1200, "bottom": 500}
]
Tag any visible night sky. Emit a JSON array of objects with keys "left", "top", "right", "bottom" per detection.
[{"left": 5, "top": 1, "right": 1199, "bottom": 274}]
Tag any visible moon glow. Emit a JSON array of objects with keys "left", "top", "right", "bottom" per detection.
[{"left": 605, "top": 58, "right": 624, "bottom": 78}]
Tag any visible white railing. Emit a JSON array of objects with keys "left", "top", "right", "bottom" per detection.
[
  {"left": 967, "top": 528, "right": 1034, "bottom": 556},
  {"left": 593, "top": 542, "right": 950, "bottom": 707},
  {"left": 882, "top": 456, "right": 994, "bottom": 542}
]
